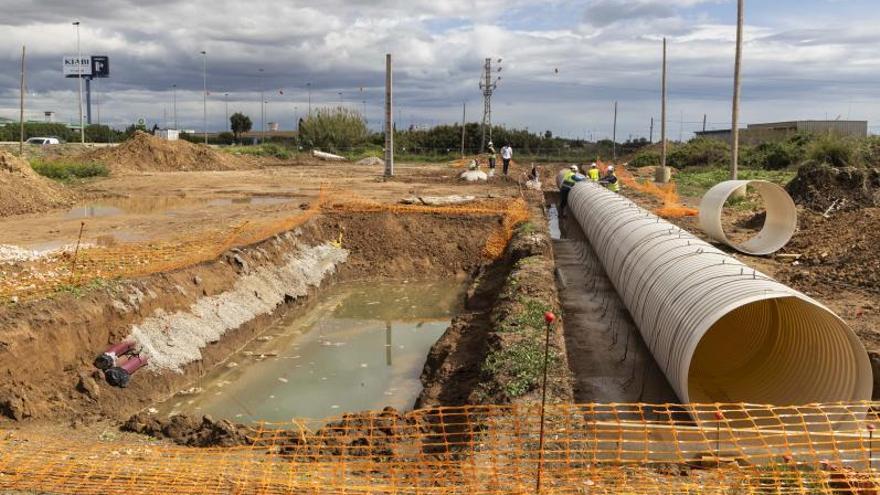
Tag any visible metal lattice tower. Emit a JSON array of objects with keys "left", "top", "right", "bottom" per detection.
[{"left": 479, "top": 57, "right": 501, "bottom": 153}]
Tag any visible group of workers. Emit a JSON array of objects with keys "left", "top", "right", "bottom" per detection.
[
  {"left": 558, "top": 162, "right": 619, "bottom": 218},
  {"left": 484, "top": 141, "right": 515, "bottom": 176}
]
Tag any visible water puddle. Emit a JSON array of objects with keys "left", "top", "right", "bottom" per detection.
[
  {"left": 157, "top": 279, "right": 465, "bottom": 423},
  {"left": 548, "top": 204, "right": 561, "bottom": 240},
  {"left": 64, "top": 195, "right": 295, "bottom": 219}
]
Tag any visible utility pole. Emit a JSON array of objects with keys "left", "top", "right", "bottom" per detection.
[
  {"left": 19, "top": 46, "right": 25, "bottom": 156},
  {"left": 172, "top": 84, "right": 178, "bottom": 129},
  {"left": 384, "top": 54, "right": 394, "bottom": 178},
  {"left": 306, "top": 82, "right": 311, "bottom": 117},
  {"left": 731, "top": 0, "right": 744, "bottom": 181},
  {"left": 479, "top": 57, "right": 501, "bottom": 152},
  {"left": 702, "top": 114, "right": 707, "bottom": 132},
  {"left": 73, "top": 21, "right": 84, "bottom": 144},
  {"left": 657, "top": 37, "right": 671, "bottom": 183},
  {"left": 612, "top": 101, "right": 618, "bottom": 161},
  {"left": 201, "top": 50, "right": 208, "bottom": 144},
  {"left": 460, "top": 101, "right": 467, "bottom": 157},
  {"left": 679, "top": 110, "right": 684, "bottom": 142},
  {"left": 649, "top": 117, "right": 654, "bottom": 143},
  {"left": 224, "top": 93, "right": 229, "bottom": 131},
  {"left": 259, "top": 68, "right": 265, "bottom": 144}
]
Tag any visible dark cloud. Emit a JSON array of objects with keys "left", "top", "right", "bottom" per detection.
[{"left": 583, "top": 0, "right": 676, "bottom": 27}]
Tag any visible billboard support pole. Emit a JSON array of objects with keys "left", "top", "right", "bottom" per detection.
[{"left": 85, "top": 77, "right": 92, "bottom": 126}]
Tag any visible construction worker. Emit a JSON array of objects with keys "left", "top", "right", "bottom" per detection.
[
  {"left": 487, "top": 141, "right": 497, "bottom": 177},
  {"left": 599, "top": 165, "right": 620, "bottom": 193},
  {"left": 559, "top": 165, "right": 586, "bottom": 218},
  {"left": 501, "top": 143, "right": 513, "bottom": 175},
  {"left": 588, "top": 162, "right": 600, "bottom": 182}
]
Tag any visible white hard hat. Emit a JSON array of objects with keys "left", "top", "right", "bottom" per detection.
[
  {"left": 590, "top": 162, "right": 598, "bottom": 168},
  {"left": 570, "top": 165, "right": 578, "bottom": 171},
  {"left": 607, "top": 165, "right": 615, "bottom": 171}
]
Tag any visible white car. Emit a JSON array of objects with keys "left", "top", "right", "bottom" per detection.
[{"left": 25, "top": 137, "right": 61, "bottom": 145}]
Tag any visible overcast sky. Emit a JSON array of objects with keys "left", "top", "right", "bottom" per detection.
[{"left": 1, "top": 0, "right": 879, "bottom": 139}]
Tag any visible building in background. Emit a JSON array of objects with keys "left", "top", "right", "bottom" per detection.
[{"left": 696, "top": 120, "right": 868, "bottom": 144}]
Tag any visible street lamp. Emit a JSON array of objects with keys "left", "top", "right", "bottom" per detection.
[
  {"left": 201, "top": 50, "right": 207, "bottom": 144},
  {"left": 73, "top": 21, "right": 84, "bottom": 144},
  {"left": 224, "top": 93, "right": 229, "bottom": 131}
]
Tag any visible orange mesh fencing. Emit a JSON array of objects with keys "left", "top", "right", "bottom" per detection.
[
  {"left": 0, "top": 191, "right": 526, "bottom": 303},
  {"left": 3, "top": 402, "right": 880, "bottom": 494},
  {"left": 600, "top": 161, "right": 699, "bottom": 219}
]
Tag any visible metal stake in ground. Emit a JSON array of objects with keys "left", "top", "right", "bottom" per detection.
[
  {"left": 70, "top": 221, "right": 86, "bottom": 283},
  {"left": 536, "top": 311, "right": 556, "bottom": 494}
]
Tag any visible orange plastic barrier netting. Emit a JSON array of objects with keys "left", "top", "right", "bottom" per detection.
[
  {"left": 0, "top": 192, "right": 527, "bottom": 303},
  {"left": 601, "top": 161, "right": 699, "bottom": 219},
  {"left": 3, "top": 402, "right": 880, "bottom": 494}
]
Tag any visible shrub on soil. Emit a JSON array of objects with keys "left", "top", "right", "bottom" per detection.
[
  {"left": 298, "top": 107, "right": 369, "bottom": 153},
  {"left": 806, "top": 134, "right": 857, "bottom": 167},
  {"left": 482, "top": 338, "right": 558, "bottom": 399},
  {"left": 30, "top": 159, "right": 109, "bottom": 181},
  {"left": 786, "top": 161, "right": 880, "bottom": 211},
  {"left": 668, "top": 138, "right": 730, "bottom": 169}
]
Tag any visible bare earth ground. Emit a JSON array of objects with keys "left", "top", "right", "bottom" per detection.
[{"left": 0, "top": 162, "right": 522, "bottom": 250}]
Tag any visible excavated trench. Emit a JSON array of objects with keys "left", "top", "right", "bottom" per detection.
[{"left": 0, "top": 211, "right": 511, "bottom": 425}]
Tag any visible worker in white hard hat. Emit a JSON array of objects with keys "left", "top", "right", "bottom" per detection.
[
  {"left": 599, "top": 164, "right": 620, "bottom": 193},
  {"left": 588, "top": 162, "right": 600, "bottom": 182},
  {"left": 485, "top": 142, "right": 497, "bottom": 177},
  {"left": 559, "top": 165, "right": 586, "bottom": 218}
]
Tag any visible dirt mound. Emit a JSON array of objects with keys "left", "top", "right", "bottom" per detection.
[
  {"left": 0, "top": 150, "right": 74, "bottom": 216},
  {"left": 82, "top": 132, "right": 258, "bottom": 174},
  {"left": 786, "top": 162, "right": 880, "bottom": 212},
  {"left": 123, "top": 413, "right": 253, "bottom": 447},
  {"left": 778, "top": 208, "right": 880, "bottom": 291}
]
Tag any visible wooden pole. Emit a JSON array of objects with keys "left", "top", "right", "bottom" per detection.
[
  {"left": 731, "top": 0, "right": 744, "bottom": 180},
  {"left": 19, "top": 46, "right": 25, "bottom": 156},
  {"left": 612, "top": 101, "right": 618, "bottom": 161},
  {"left": 649, "top": 117, "right": 654, "bottom": 143},
  {"left": 656, "top": 37, "right": 670, "bottom": 183},
  {"left": 384, "top": 54, "right": 394, "bottom": 177},
  {"left": 460, "top": 101, "right": 466, "bottom": 157}
]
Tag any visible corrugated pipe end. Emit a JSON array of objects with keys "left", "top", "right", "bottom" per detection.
[
  {"left": 687, "top": 296, "right": 872, "bottom": 405},
  {"left": 699, "top": 180, "right": 797, "bottom": 256}
]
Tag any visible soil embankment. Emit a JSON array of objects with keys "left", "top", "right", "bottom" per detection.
[
  {"left": 0, "top": 150, "right": 74, "bottom": 216},
  {"left": 79, "top": 132, "right": 258, "bottom": 174},
  {"left": 0, "top": 212, "right": 498, "bottom": 424},
  {"left": 417, "top": 206, "right": 573, "bottom": 408}
]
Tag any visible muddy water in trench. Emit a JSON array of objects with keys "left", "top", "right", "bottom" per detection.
[{"left": 158, "top": 280, "right": 465, "bottom": 423}]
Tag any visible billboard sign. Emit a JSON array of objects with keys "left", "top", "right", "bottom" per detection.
[
  {"left": 63, "top": 56, "right": 92, "bottom": 77},
  {"left": 91, "top": 56, "right": 109, "bottom": 78},
  {"left": 63, "top": 55, "right": 110, "bottom": 78}
]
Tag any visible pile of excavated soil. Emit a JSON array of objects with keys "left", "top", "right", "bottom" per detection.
[
  {"left": 81, "top": 132, "right": 258, "bottom": 174},
  {"left": 777, "top": 208, "right": 880, "bottom": 292},
  {"left": 0, "top": 150, "right": 74, "bottom": 216},
  {"left": 786, "top": 162, "right": 880, "bottom": 212}
]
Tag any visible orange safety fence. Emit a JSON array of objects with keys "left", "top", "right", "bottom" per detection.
[
  {"left": 599, "top": 161, "right": 699, "bottom": 219},
  {"left": 3, "top": 402, "right": 880, "bottom": 494},
  {"left": 0, "top": 191, "right": 527, "bottom": 304}
]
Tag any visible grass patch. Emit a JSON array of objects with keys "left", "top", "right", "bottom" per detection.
[
  {"left": 674, "top": 167, "right": 797, "bottom": 198},
  {"left": 31, "top": 159, "right": 109, "bottom": 182},
  {"left": 224, "top": 144, "right": 293, "bottom": 159},
  {"left": 482, "top": 338, "right": 557, "bottom": 398}
]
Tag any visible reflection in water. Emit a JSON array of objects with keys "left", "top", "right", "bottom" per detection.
[
  {"left": 157, "top": 279, "right": 465, "bottom": 423},
  {"left": 548, "top": 204, "right": 561, "bottom": 240}
]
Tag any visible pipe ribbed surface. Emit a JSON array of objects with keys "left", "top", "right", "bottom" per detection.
[
  {"left": 699, "top": 180, "right": 798, "bottom": 255},
  {"left": 567, "top": 181, "right": 871, "bottom": 404}
]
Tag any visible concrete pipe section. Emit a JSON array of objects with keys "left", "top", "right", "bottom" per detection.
[
  {"left": 566, "top": 181, "right": 871, "bottom": 404},
  {"left": 699, "top": 180, "right": 797, "bottom": 256}
]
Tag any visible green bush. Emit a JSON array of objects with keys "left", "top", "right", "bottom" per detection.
[
  {"left": 628, "top": 149, "right": 661, "bottom": 168},
  {"left": 30, "top": 159, "right": 109, "bottom": 181},
  {"left": 225, "top": 143, "right": 292, "bottom": 159},
  {"left": 668, "top": 138, "right": 730, "bottom": 169},
  {"left": 747, "top": 142, "right": 801, "bottom": 170},
  {"left": 806, "top": 134, "right": 856, "bottom": 167},
  {"left": 858, "top": 135, "right": 880, "bottom": 167},
  {"left": 298, "top": 107, "right": 368, "bottom": 152}
]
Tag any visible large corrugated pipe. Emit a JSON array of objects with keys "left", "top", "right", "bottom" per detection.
[
  {"left": 566, "top": 181, "right": 871, "bottom": 404},
  {"left": 699, "top": 180, "right": 797, "bottom": 255}
]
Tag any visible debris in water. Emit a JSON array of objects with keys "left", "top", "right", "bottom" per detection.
[
  {"left": 226, "top": 362, "right": 238, "bottom": 369},
  {"left": 278, "top": 377, "right": 288, "bottom": 383},
  {"left": 360, "top": 363, "right": 368, "bottom": 368}
]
